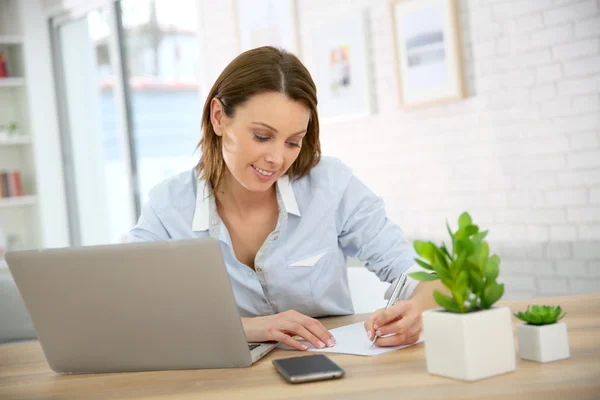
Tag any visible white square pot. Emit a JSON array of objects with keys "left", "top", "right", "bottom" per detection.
[
  {"left": 422, "top": 306, "right": 516, "bottom": 381},
  {"left": 517, "top": 322, "right": 570, "bottom": 363}
]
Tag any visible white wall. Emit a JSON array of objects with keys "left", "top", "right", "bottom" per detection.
[{"left": 199, "top": 0, "right": 600, "bottom": 301}]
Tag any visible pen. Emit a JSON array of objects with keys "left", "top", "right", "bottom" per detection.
[{"left": 370, "top": 273, "right": 408, "bottom": 347}]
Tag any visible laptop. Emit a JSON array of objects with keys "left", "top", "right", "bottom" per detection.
[{"left": 6, "top": 238, "right": 278, "bottom": 374}]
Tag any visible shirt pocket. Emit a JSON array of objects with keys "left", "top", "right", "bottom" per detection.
[{"left": 287, "top": 250, "right": 327, "bottom": 267}]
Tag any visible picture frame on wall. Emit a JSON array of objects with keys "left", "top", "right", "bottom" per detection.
[
  {"left": 391, "top": 0, "right": 465, "bottom": 107},
  {"left": 312, "top": 10, "right": 374, "bottom": 120},
  {"left": 235, "top": 0, "right": 300, "bottom": 55}
]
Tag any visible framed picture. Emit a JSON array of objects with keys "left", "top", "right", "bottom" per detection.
[
  {"left": 235, "top": 0, "right": 300, "bottom": 55},
  {"left": 391, "top": 0, "right": 465, "bottom": 107},
  {"left": 312, "top": 10, "right": 374, "bottom": 120}
]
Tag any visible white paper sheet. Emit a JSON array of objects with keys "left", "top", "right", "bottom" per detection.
[{"left": 278, "top": 321, "right": 424, "bottom": 356}]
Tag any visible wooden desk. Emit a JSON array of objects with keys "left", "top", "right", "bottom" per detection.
[{"left": 1, "top": 295, "right": 599, "bottom": 399}]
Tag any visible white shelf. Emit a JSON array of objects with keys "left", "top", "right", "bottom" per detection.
[
  {"left": 0, "top": 136, "right": 31, "bottom": 146},
  {"left": 0, "top": 78, "right": 25, "bottom": 87},
  {"left": 0, "top": 195, "right": 37, "bottom": 208},
  {"left": 0, "top": 260, "right": 6, "bottom": 271},
  {"left": 0, "top": 35, "right": 23, "bottom": 45}
]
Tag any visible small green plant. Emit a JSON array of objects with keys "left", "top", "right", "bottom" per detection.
[
  {"left": 515, "top": 305, "right": 566, "bottom": 325},
  {"left": 408, "top": 212, "right": 504, "bottom": 313}
]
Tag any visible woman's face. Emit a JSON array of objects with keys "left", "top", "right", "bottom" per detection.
[{"left": 212, "top": 92, "right": 310, "bottom": 193}]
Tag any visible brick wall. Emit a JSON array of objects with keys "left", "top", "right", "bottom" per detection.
[{"left": 200, "top": 0, "right": 600, "bottom": 300}]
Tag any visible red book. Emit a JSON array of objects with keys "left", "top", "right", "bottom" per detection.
[
  {"left": 0, "top": 53, "right": 7, "bottom": 78},
  {"left": 12, "top": 170, "right": 23, "bottom": 196}
]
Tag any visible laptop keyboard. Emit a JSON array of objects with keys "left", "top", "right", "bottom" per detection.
[{"left": 248, "top": 344, "right": 260, "bottom": 351}]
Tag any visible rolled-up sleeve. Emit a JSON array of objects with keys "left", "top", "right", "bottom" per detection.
[
  {"left": 336, "top": 171, "right": 421, "bottom": 298},
  {"left": 128, "top": 200, "right": 170, "bottom": 242}
]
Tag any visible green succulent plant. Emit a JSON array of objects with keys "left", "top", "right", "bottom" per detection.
[
  {"left": 515, "top": 305, "right": 566, "bottom": 325},
  {"left": 408, "top": 212, "right": 504, "bottom": 313}
]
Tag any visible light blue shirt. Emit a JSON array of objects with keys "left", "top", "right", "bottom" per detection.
[{"left": 129, "top": 156, "right": 421, "bottom": 318}]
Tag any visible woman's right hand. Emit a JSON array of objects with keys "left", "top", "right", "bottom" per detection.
[{"left": 242, "top": 310, "right": 336, "bottom": 351}]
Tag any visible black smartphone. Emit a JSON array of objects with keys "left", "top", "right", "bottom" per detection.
[{"left": 272, "top": 354, "right": 345, "bottom": 383}]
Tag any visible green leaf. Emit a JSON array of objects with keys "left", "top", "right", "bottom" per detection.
[
  {"left": 446, "top": 221, "right": 455, "bottom": 249},
  {"left": 414, "top": 240, "right": 435, "bottom": 263},
  {"left": 440, "top": 243, "right": 452, "bottom": 260},
  {"left": 431, "top": 259, "right": 453, "bottom": 282},
  {"left": 455, "top": 270, "right": 469, "bottom": 295},
  {"left": 471, "top": 230, "right": 488, "bottom": 245},
  {"left": 415, "top": 258, "right": 434, "bottom": 271},
  {"left": 458, "top": 212, "right": 472, "bottom": 230},
  {"left": 482, "top": 283, "right": 504, "bottom": 309},
  {"left": 433, "top": 290, "right": 462, "bottom": 313},
  {"left": 469, "top": 269, "right": 484, "bottom": 292},
  {"left": 464, "top": 225, "right": 479, "bottom": 237},
  {"left": 484, "top": 254, "right": 500, "bottom": 281},
  {"left": 456, "top": 238, "right": 475, "bottom": 256},
  {"left": 408, "top": 272, "right": 439, "bottom": 281}
]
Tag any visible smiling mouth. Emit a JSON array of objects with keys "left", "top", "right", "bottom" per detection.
[{"left": 252, "top": 164, "right": 276, "bottom": 177}]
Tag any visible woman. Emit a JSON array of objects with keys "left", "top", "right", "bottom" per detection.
[{"left": 129, "top": 46, "right": 443, "bottom": 351}]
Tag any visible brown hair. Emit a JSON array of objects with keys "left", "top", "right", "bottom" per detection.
[{"left": 196, "top": 46, "right": 321, "bottom": 192}]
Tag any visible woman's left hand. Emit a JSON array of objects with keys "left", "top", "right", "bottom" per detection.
[{"left": 364, "top": 299, "right": 422, "bottom": 347}]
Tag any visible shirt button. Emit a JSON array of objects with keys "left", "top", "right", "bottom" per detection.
[
  {"left": 256, "top": 267, "right": 262, "bottom": 272},
  {"left": 273, "top": 235, "right": 279, "bottom": 241},
  {"left": 247, "top": 271, "right": 254, "bottom": 277},
  {"left": 211, "top": 220, "right": 218, "bottom": 226}
]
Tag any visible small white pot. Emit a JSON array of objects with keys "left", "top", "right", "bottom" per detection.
[
  {"left": 422, "top": 306, "right": 516, "bottom": 381},
  {"left": 517, "top": 322, "right": 570, "bottom": 363}
]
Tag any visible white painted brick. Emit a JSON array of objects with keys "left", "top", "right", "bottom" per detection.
[
  {"left": 592, "top": 188, "right": 600, "bottom": 203},
  {"left": 531, "top": 84, "right": 557, "bottom": 102},
  {"left": 536, "top": 63, "right": 563, "bottom": 83},
  {"left": 569, "top": 278, "right": 600, "bottom": 293},
  {"left": 550, "top": 224, "right": 578, "bottom": 241},
  {"left": 515, "top": 13, "right": 544, "bottom": 33},
  {"left": 527, "top": 225, "right": 550, "bottom": 241},
  {"left": 572, "top": 94, "right": 600, "bottom": 113},
  {"left": 567, "top": 150, "right": 600, "bottom": 169},
  {"left": 573, "top": 242, "right": 600, "bottom": 258},
  {"left": 575, "top": 16, "right": 600, "bottom": 38},
  {"left": 564, "top": 56, "right": 600, "bottom": 77},
  {"left": 543, "top": 1, "right": 599, "bottom": 26},
  {"left": 557, "top": 170, "right": 600, "bottom": 186},
  {"left": 579, "top": 224, "right": 600, "bottom": 239},
  {"left": 497, "top": 36, "right": 531, "bottom": 55},
  {"left": 513, "top": 174, "right": 557, "bottom": 191},
  {"left": 531, "top": 24, "right": 574, "bottom": 48},
  {"left": 532, "top": 208, "right": 567, "bottom": 223},
  {"left": 498, "top": 69, "right": 536, "bottom": 88},
  {"left": 499, "top": 243, "right": 545, "bottom": 260},
  {"left": 472, "top": 40, "right": 496, "bottom": 59},
  {"left": 540, "top": 97, "right": 573, "bottom": 117},
  {"left": 501, "top": 260, "right": 535, "bottom": 274},
  {"left": 500, "top": 276, "right": 537, "bottom": 292},
  {"left": 503, "top": 292, "right": 536, "bottom": 300},
  {"left": 567, "top": 206, "right": 600, "bottom": 221},
  {"left": 507, "top": 190, "right": 545, "bottom": 207},
  {"left": 546, "top": 242, "right": 573, "bottom": 259},
  {"left": 519, "top": 49, "right": 553, "bottom": 67},
  {"left": 552, "top": 38, "right": 599, "bottom": 60},
  {"left": 488, "top": 87, "right": 529, "bottom": 107},
  {"left": 545, "top": 189, "right": 588, "bottom": 206},
  {"left": 589, "top": 261, "right": 600, "bottom": 276},
  {"left": 531, "top": 261, "right": 556, "bottom": 277},
  {"left": 569, "top": 131, "right": 600, "bottom": 149},
  {"left": 555, "top": 260, "right": 588, "bottom": 277},
  {"left": 558, "top": 75, "right": 600, "bottom": 95},
  {"left": 538, "top": 278, "right": 569, "bottom": 294}
]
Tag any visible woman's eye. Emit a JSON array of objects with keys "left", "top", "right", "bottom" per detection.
[
  {"left": 286, "top": 142, "right": 301, "bottom": 148},
  {"left": 253, "top": 134, "right": 269, "bottom": 142}
]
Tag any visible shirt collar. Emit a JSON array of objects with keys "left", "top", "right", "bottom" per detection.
[{"left": 192, "top": 174, "right": 301, "bottom": 232}]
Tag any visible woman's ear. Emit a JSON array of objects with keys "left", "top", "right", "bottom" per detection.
[{"left": 210, "top": 97, "right": 225, "bottom": 136}]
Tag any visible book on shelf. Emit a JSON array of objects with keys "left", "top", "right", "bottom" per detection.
[{"left": 0, "top": 170, "right": 23, "bottom": 198}]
